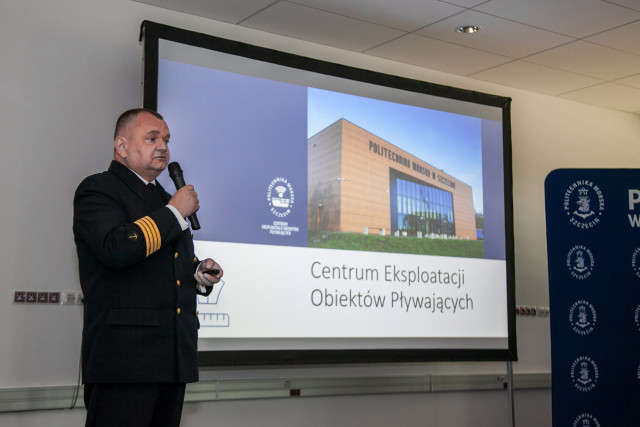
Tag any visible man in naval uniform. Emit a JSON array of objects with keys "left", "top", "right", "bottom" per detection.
[{"left": 73, "top": 108, "right": 223, "bottom": 426}]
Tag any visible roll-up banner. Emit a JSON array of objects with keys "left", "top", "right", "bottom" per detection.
[{"left": 545, "top": 169, "right": 640, "bottom": 425}]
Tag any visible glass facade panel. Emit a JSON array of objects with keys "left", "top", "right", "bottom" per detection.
[{"left": 394, "top": 177, "right": 455, "bottom": 237}]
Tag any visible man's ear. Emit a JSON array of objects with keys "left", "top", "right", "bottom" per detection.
[{"left": 114, "top": 136, "right": 127, "bottom": 158}]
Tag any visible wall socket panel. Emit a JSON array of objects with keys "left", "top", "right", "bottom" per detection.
[
  {"left": 61, "top": 291, "right": 82, "bottom": 305},
  {"left": 515, "top": 305, "right": 550, "bottom": 317},
  {"left": 13, "top": 290, "right": 82, "bottom": 305}
]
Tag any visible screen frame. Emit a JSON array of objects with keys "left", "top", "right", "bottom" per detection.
[{"left": 139, "top": 20, "right": 517, "bottom": 366}]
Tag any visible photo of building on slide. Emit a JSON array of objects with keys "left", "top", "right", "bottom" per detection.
[{"left": 307, "top": 89, "right": 484, "bottom": 258}]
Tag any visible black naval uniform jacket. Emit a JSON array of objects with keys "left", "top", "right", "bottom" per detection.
[{"left": 73, "top": 161, "right": 212, "bottom": 384}]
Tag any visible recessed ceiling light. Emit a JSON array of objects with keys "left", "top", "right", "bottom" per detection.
[{"left": 455, "top": 25, "right": 480, "bottom": 34}]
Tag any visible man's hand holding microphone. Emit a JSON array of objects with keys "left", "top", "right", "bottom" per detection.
[{"left": 167, "top": 161, "right": 223, "bottom": 288}]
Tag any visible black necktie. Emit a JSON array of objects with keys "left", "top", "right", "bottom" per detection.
[{"left": 148, "top": 182, "right": 164, "bottom": 207}]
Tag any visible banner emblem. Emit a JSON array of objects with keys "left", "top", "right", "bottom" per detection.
[
  {"left": 563, "top": 180, "right": 604, "bottom": 229},
  {"left": 566, "top": 245, "right": 594, "bottom": 280},
  {"left": 571, "top": 356, "right": 599, "bottom": 392},
  {"left": 572, "top": 413, "right": 600, "bottom": 427},
  {"left": 569, "top": 300, "right": 596, "bottom": 336}
]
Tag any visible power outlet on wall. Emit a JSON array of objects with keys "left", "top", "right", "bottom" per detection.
[{"left": 61, "top": 291, "right": 83, "bottom": 305}]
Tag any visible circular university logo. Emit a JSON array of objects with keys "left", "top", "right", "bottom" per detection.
[
  {"left": 573, "top": 413, "right": 600, "bottom": 427},
  {"left": 563, "top": 180, "right": 604, "bottom": 229},
  {"left": 569, "top": 300, "right": 596, "bottom": 336},
  {"left": 267, "top": 177, "right": 295, "bottom": 218},
  {"left": 635, "top": 304, "right": 640, "bottom": 333},
  {"left": 571, "top": 356, "right": 599, "bottom": 392},
  {"left": 632, "top": 247, "right": 640, "bottom": 279},
  {"left": 566, "top": 245, "right": 594, "bottom": 280}
]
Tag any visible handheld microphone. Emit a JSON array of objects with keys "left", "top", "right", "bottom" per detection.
[{"left": 168, "top": 162, "right": 201, "bottom": 230}]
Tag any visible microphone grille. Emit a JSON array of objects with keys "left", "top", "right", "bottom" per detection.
[{"left": 168, "top": 162, "right": 182, "bottom": 175}]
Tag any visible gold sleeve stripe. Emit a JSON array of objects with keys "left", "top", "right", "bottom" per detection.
[
  {"left": 134, "top": 216, "right": 161, "bottom": 256},
  {"left": 140, "top": 216, "right": 161, "bottom": 255},
  {"left": 134, "top": 217, "right": 153, "bottom": 256},
  {"left": 145, "top": 217, "right": 162, "bottom": 254},
  {"left": 136, "top": 216, "right": 161, "bottom": 256}
]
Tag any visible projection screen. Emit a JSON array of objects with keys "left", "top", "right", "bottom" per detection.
[{"left": 140, "top": 21, "right": 516, "bottom": 365}]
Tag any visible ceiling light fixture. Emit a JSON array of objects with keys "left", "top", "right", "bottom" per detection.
[{"left": 455, "top": 25, "right": 480, "bottom": 34}]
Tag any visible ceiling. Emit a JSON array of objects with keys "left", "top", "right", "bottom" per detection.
[{"left": 134, "top": 0, "right": 640, "bottom": 114}]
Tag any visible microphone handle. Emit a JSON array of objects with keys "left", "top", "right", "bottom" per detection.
[
  {"left": 169, "top": 164, "right": 201, "bottom": 230},
  {"left": 188, "top": 212, "right": 201, "bottom": 230}
]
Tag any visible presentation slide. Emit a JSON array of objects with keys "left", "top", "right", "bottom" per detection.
[{"left": 146, "top": 27, "right": 514, "bottom": 361}]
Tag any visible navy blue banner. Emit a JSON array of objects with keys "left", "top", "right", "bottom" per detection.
[{"left": 545, "top": 169, "right": 640, "bottom": 425}]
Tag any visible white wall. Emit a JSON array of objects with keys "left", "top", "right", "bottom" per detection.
[{"left": 1, "top": 0, "right": 639, "bottom": 425}]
